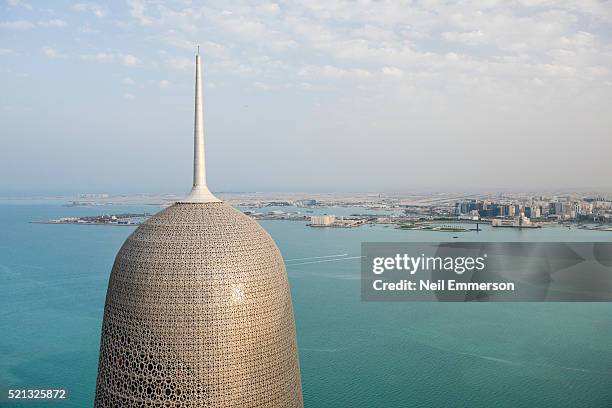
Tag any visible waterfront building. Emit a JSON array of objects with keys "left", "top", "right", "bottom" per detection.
[
  {"left": 456, "top": 200, "right": 484, "bottom": 215},
  {"left": 573, "top": 201, "right": 593, "bottom": 217},
  {"left": 513, "top": 212, "right": 531, "bottom": 227},
  {"left": 296, "top": 199, "right": 317, "bottom": 207},
  {"left": 487, "top": 204, "right": 500, "bottom": 217},
  {"left": 94, "top": 49, "right": 303, "bottom": 407},
  {"left": 310, "top": 215, "right": 335, "bottom": 226}
]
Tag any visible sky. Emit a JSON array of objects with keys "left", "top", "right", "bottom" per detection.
[{"left": 1, "top": 0, "right": 611, "bottom": 195}]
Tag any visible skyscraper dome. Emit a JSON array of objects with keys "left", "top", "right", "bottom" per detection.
[{"left": 94, "top": 48, "right": 303, "bottom": 407}]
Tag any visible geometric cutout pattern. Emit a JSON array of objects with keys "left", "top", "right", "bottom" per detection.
[{"left": 95, "top": 202, "right": 303, "bottom": 407}]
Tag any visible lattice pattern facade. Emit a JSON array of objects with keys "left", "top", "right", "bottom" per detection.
[{"left": 95, "top": 202, "right": 303, "bottom": 407}]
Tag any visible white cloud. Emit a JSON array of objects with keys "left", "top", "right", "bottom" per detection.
[
  {"left": 255, "top": 3, "right": 280, "bottom": 16},
  {"left": 79, "top": 25, "right": 99, "bottom": 34},
  {"left": 299, "top": 65, "right": 343, "bottom": 78},
  {"left": 205, "top": 11, "right": 297, "bottom": 51},
  {"left": 41, "top": 46, "right": 61, "bottom": 59},
  {"left": 381, "top": 66, "right": 404, "bottom": 77},
  {"left": 354, "top": 69, "right": 373, "bottom": 78},
  {"left": 113, "top": 1, "right": 612, "bottom": 95},
  {"left": 445, "top": 52, "right": 460, "bottom": 62},
  {"left": 81, "top": 52, "right": 116, "bottom": 63},
  {"left": 0, "top": 48, "right": 16, "bottom": 56},
  {"left": 254, "top": 81, "right": 274, "bottom": 90},
  {"left": 350, "top": 24, "right": 397, "bottom": 42},
  {"left": 167, "top": 57, "right": 192, "bottom": 70},
  {"left": 297, "top": 82, "right": 313, "bottom": 90},
  {"left": 1, "top": 19, "right": 67, "bottom": 29},
  {"left": 0, "top": 20, "right": 35, "bottom": 29},
  {"left": 299, "top": 65, "right": 372, "bottom": 79},
  {"left": 128, "top": 0, "right": 153, "bottom": 26},
  {"left": 73, "top": 3, "right": 108, "bottom": 18},
  {"left": 122, "top": 54, "right": 141, "bottom": 66},
  {"left": 93, "top": 7, "right": 107, "bottom": 18},
  {"left": 7, "top": 0, "right": 32, "bottom": 9},
  {"left": 442, "top": 30, "right": 486, "bottom": 46},
  {"left": 110, "top": 0, "right": 612, "bottom": 111},
  {"left": 159, "top": 79, "right": 170, "bottom": 88},
  {"left": 587, "top": 66, "right": 610, "bottom": 77},
  {"left": 121, "top": 77, "right": 135, "bottom": 85},
  {"left": 80, "top": 52, "right": 141, "bottom": 67},
  {"left": 123, "top": 93, "right": 136, "bottom": 100},
  {"left": 559, "top": 31, "right": 596, "bottom": 50},
  {"left": 536, "top": 63, "right": 576, "bottom": 76},
  {"left": 38, "top": 19, "right": 68, "bottom": 28}
]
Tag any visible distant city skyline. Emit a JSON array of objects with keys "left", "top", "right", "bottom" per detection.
[{"left": 1, "top": 0, "right": 611, "bottom": 195}]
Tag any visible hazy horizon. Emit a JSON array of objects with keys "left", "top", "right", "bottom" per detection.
[
  {"left": 2, "top": 186, "right": 612, "bottom": 199},
  {"left": 2, "top": 1, "right": 611, "bottom": 194}
]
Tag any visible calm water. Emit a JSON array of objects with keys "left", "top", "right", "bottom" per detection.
[{"left": 1, "top": 202, "right": 611, "bottom": 407}]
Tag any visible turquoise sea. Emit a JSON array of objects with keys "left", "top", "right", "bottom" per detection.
[{"left": 1, "top": 201, "right": 611, "bottom": 407}]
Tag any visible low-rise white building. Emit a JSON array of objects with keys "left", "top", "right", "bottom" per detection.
[{"left": 310, "top": 215, "right": 335, "bottom": 226}]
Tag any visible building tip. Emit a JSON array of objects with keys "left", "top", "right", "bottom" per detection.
[{"left": 196, "top": 44, "right": 200, "bottom": 56}]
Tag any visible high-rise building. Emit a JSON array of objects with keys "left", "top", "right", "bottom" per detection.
[
  {"left": 94, "top": 49, "right": 303, "bottom": 407},
  {"left": 508, "top": 205, "right": 515, "bottom": 217}
]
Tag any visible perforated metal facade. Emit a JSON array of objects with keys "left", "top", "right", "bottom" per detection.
[{"left": 94, "top": 202, "right": 303, "bottom": 407}]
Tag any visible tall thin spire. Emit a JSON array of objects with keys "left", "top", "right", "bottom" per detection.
[{"left": 182, "top": 46, "right": 221, "bottom": 203}]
